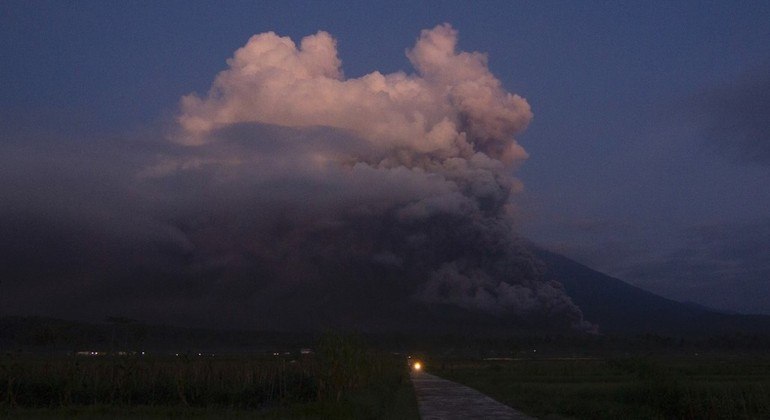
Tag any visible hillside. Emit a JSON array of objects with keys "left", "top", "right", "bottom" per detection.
[{"left": 534, "top": 247, "right": 770, "bottom": 336}]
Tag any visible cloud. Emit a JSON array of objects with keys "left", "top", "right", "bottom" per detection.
[
  {"left": 176, "top": 23, "right": 531, "bottom": 166},
  {"left": 618, "top": 219, "right": 770, "bottom": 315},
  {"left": 0, "top": 25, "right": 591, "bottom": 331},
  {"left": 694, "top": 68, "right": 770, "bottom": 165}
]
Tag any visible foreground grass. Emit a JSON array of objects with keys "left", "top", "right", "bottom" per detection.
[
  {"left": 433, "top": 356, "right": 770, "bottom": 419},
  {"left": 2, "top": 382, "right": 418, "bottom": 419},
  {"left": 0, "top": 334, "right": 418, "bottom": 419}
]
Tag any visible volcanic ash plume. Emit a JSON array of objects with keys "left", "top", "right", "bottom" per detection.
[
  {"left": 0, "top": 25, "right": 591, "bottom": 331},
  {"left": 146, "top": 24, "right": 592, "bottom": 331}
]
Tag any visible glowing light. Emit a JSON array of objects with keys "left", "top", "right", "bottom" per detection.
[{"left": 413, "top": 362, "right": 422, "bottom": 371}]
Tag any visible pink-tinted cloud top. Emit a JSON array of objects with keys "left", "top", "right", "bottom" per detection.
[{"left": 178, "top": 24, "right": 531, "bottom": 166}]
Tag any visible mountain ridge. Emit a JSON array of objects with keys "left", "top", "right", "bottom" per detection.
[
  {"left": 2, "top": 247, "right": 769, "bottom": 340},
  {"left": 533, "top": 246, "right": 770, "bottom": 336}
]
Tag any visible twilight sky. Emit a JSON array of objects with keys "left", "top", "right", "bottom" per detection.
[{"left": 1, "top": 1, "right": 769, "bottom": 320}]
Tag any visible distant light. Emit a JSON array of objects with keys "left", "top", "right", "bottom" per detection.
[{"left": 413, "top": 362, "right": 422, "bottom": 371}]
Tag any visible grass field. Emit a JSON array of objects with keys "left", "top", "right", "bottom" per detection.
[
  {"left": 6, "top": 326, "right": 770, "bottom": 419},
  {"left": 0, "top": 334, "right": 419, "bottom": 419},
  {"left": 432, "top": 355, "right": 770, "bottom": 419}
]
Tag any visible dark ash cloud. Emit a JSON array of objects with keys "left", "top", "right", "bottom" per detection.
[
  {"left": 694, "top": 68, "right": 770, "bottom": 165},
  {"left": 615, "top": 219, "right": 770, "bottom": 315}
]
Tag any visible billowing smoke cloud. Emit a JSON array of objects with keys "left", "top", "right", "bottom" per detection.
[
  {"left": 176, "top": 24, "right": 531, "bottom": 165},
  {"left": 0, "top": 25, "right": 591, "bottom": 332},
  {"left": 161, "top": 24, "right": 588, "bottom": 330}
]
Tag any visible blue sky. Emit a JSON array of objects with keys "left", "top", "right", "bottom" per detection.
[{"left": 2, "top": 1, "right": 769, "bottom": 315}]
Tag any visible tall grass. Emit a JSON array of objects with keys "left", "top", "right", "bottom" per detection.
[
  {"left": 1, "top": 353, "right": 315, "bottom": 409},
  {"left": 434, "top": 356, "right": 770, "bottom": 419},
  {"left": 0, "top": 334, "right": 418, "bottom": 418}
]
